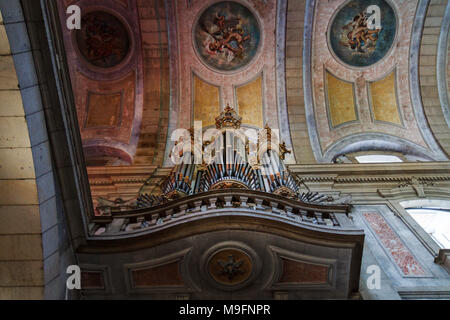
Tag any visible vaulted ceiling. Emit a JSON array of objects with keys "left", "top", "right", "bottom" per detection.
[{"left": 57, "top": 0, "right": 450, "bottom": 167}]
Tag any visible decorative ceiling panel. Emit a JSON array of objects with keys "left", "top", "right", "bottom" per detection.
[
  {"left": 135, "top": 0, "right": 171, "bottom": 166},
  {"left": 306, "top": 0, "right": 438, "bottom": 162},
  {"left": 234, "top": 73, "right": 264, "bottom": 128},
  {"left": 368, "top": 69, "right": 402, "bottom": 126},
  {"left": 193, "top": 73, "right": 221, "bottom": 128},
  {"left": 325, "top": 70, "right": 358, "bottom": 128},
  {"left": 173, "top": 0, "right": 278, "bottom": 131},
  {"left": 57, "top": 0, "right": 144, "bottom": 164}
]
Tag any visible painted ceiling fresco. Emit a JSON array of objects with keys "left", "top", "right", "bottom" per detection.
[
  {"left": 194, "top": 1, "right": 261, "bottom": 72},
  {"left": 329, "top": 0, "right": 397, "bottom": 68},
  {"left": 308, "top": 0, "right": 450, "bottom": 162},
  {"left": 57, "top": 0, "right": 449, "bottom": 167},
  {"left": 174, "top": 0, "right": 279, "bottom": 137}
]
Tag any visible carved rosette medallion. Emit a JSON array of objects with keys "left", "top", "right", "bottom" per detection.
[{"left": 208, "top": 249, "right": 253, "bottom": 286}]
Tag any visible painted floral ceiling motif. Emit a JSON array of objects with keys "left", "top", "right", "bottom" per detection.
[
  {"left": 329, "top": 0, "right": 396, "bottom": 68},
  {"left": 193, "top": 1, "right": 261, "bottom": 72},
  {"left": 76, "top": 11, "right": 130, "bottom": 68}
]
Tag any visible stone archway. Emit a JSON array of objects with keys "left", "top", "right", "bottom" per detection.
[{"left": 0, "top": 0, "right": 84, "bottom": 299}]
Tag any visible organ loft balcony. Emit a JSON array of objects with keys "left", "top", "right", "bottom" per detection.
[{"left": 78, "top": 107, "right": 365, "bottom": 300}]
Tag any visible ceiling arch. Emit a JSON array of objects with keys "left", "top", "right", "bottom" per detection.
[{"left": 55, "top": 0, "right": 449, "bottom": 166}]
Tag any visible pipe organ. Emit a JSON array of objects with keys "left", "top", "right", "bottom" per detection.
[{"left": 161, "top": 106, "right": 299, "bottom": 201}]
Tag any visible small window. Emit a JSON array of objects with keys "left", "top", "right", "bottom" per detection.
[
  {"left": 355, "top": 155, "right": 403, "bottom": 163},
  {"left": 406, "top": 208, "right": 450, "bottom": 249}
]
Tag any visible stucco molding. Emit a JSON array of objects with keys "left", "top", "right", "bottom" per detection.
[
  {"left": 289, "top": 161, "right": 450, "bottom": 172},
  {"left": 322, "top": 132, "right": 436, "bottom": 162},
  {"left": 164, "top": 0, "right": 181, "bottom": 166},
  {"left": 275, "top": 0, "right": 295, "bottom": 163},
  {"left": 437, "top": 1, "right": 450, "bottom": 128},
  {"left": 123, "top": 248, "right": 195, "bottom": 294},
  {"left": 410, "top": 0, "right": 448, "bottom": 160},
  {"left": 289, "top": 161, "right": 450, "bottom": 185},
  {"left": 303, "top": 0, "right": 323, "bottom": 162}
]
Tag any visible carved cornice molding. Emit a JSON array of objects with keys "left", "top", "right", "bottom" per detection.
[
  {"left": 290, "top": 163, "right": 450, "bottom": 202},
  {"left": 296, "top": 175, "right": 450, "bottom": 186},
  {"left": 435, "top": 249, "right": 450, "bottom": 269},
  {"left": 90, "top": 178, "right": 149, "bottom": 186},
  {"left": 289, "top": 163, "right": 450, "bottom": 186},
  {"left": 87, "top": 165, "right": 163, "bottom": 175},
  {"left": 88, "top": 166, "right": 172, "bottom": 187},
  {"left": 378, "top": 185, "right": 450, "bottom": 199}
]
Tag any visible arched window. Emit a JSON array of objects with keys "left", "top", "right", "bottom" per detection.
[
  {"left": 405, "top": 208, "right": 450, "bottom": 249},
  {"left": 334, "top": 151, "right": 406, "bottom": 164},
  {"left": 400, "top": 200, "right": 450, "bottom": 250},
  {"left": 355, "top": 155, "right": 403, "bottom": 163}
]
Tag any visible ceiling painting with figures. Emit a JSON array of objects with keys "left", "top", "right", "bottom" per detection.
[{"left": 193, "top": 1, "right": 261, "bottom": 72}]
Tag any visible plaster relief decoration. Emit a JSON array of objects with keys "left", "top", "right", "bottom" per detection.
[
  {"left": 201, "top": 242, "right": 260, "bottom": 291},
  {"left": 194, "top": 1, "right": 261, "bottom": 72},
  {"left": 76, "top": 11, "right": 130, "bottom": 68},
  {"left": 208, "top": 249, "right": 252, "bottom": 286},
  {"left": 363, "top": 212, "right": 427, "bottom": 277},
  {"left": 329, "top": 0, "right": 396, "bottom": 68}
]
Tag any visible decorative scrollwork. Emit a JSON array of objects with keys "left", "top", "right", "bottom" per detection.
[{"left": 215, "top": 104, "right": 242, "bottom": 129}]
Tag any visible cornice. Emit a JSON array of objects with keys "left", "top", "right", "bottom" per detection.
[
  {"left": 88, "top": 166, "right": 172, "bottom": 186},
  {"left": 289, "top": 163, "right": 450, "bottom": 185}
]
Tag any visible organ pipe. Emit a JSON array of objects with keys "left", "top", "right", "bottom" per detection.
[{"left": 162, "top": 107, "right": 299, "bottom": 199}]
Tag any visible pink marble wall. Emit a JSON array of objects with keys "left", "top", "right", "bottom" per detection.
[
  {"left": 363, "top": 212, "right": 426, "bottom": 277},
  {"left": 175, "top": 0, "right": 279, "bottom": 129},
  {"left": 312, "top": 0, "right": 427, "bottom": 152}
]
